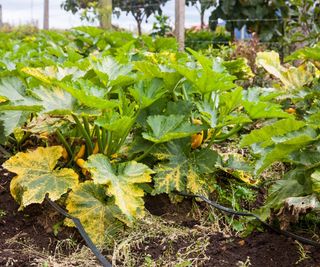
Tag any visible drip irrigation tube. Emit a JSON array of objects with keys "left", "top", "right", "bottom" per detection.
[
  {"left": 45, "top": 191, "right": 320, "bottom": 267},
  {"left": 175, "top": 191, "right": 320, "bottom": 247},
  {"left": 45, "top": 195, "right": 112, "bottom": 267}
]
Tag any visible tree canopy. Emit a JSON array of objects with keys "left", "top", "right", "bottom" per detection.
[
  {"left": 62, "top": 0, "right": 169, "bottom": 35},
  {"left": 209, "top": 0, "right": 288, "bottom": 41},
  {"left": 186, "top": 0, "right": 217, "bottom": 29}
]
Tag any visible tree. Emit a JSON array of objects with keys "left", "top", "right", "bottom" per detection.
[
  {"left": 61, "top": 0, "right": 112, "bottom": 29},
  {"left": 186, "top": 0, "right": 217, "bottom": 29},
  {"left": 209, "top": 0, "right": 288, "bottom": 41},
  {"left": 62, "top": 0, "right": 169, "bottom": 35},
  {"left": 113, "top": 0, "right": 169, "bottom": 35},
  {"left": 284, "top": 0, "right": 320, "bottom": 48}
]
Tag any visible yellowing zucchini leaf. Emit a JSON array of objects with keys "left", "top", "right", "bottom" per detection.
[
  {"left": 3, "top": 146, "right": 78, "bottom": 209},
  {"left": 256, "top": 51, "right": 313, "bottom": 90},
  {"left": 84, "top": 154, "right": 154, "bottom": 221},
  {"left": 153, "top": 139, "right": 220, "bottom": 196},
  {"left": 21, "top": 67, "right": 52, "bottom": 84},
  {"left": 66, "top": 181, "right": 124, "bottom": 245}
]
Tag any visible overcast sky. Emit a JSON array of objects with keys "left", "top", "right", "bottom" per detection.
[{"left": 0, "top": 0, "right": 214, "bottom": 33}]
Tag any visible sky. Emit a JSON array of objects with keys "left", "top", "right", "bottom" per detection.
[{"left": 0, "top": 0, "right": 215, "bottom": 33}]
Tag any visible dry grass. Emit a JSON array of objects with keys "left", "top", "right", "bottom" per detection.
[{"left": 4, "top": 232, "right": 100, "bottom": 267}]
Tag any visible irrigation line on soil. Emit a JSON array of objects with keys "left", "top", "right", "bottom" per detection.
[
  {"left": 45, "top": 195, "right": 112, "bottom": 267},
  {"left": 175, "top": 192, "right": 320, "bottom": 248},
  {"left": 44, "top": 190, "right": 320, "bottom": 267}
]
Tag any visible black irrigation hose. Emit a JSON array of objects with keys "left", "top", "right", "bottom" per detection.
[
  {"left": 175, "top": 192, "right": 320, "bottom": 248},
  {"left": 44, "top": 190, "right": 320, "bottom": 267},
  {"left": 45, "top": 195, "right": 112, "bottom": 267}
]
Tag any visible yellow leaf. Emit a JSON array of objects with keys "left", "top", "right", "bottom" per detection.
[
  {"left": 21, "top": 67, "right": 51, "bottom": 84},
  {"left": 84, "top": 154, "right": 154, "bottom": 221},
  {"left": 66, "top": 181, "right": 124, "bottom": 244},
  {"left": 3, "top": 146, "right": 78, "bottom": 209}
]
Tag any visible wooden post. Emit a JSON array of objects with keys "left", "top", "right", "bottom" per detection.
[
  {"left": 175, "top": 0, "right": 185, "bottom": 51},
  {"left": 99, "top": 0, "right": 112, "bottom": 29},
  {"left": 43, "top": 0, "right": 49, "bottom": 29},
  {"left": 0, "top": 5, "right": 2, "bottom": 28}
]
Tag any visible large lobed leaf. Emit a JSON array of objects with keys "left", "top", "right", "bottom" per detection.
[
  {"left": 142, "top": 114, "right": 204, "bottom": 143},
  {"left": 84, "top": 154, "right": 154, "bottom": 221},
  {"left": 3, "top": 146, "right": 78, "bottom": 209},
  {"left": 256, "top": 51, "right": 313, "bottom": 90},
  {"left": 66, "top": 181, "right": 124, "bottom": 245},
  {"left": 153, "top": 140, "right": 220, "bottom": 196}
]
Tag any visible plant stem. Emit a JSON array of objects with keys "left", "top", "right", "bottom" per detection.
[
  {"left": 181, "top": 85, "right": 189, "bottom": 101},
  {"left": 95, "top": 125, "right": 104, "bottom": 154},
  {"left": 207, "top": 124, "right": 243, "bottom": 147},
  {"left": 101, "top": 127, "right": 107, "bottom": 152},
  {"left": 72, "top": 114, "right": 93, "bottom": 155},
  {"left": 56, "top": 129, "right": 73, "bottom": 159},
  {"left": 135, "top": 143, "right": 156, "bottom": 162},
  {"left": 215, "top": 124, "right": 243, "bottom": 141},
  {"left": 82, "top": 116, "right": 91, "bottom": 137}
]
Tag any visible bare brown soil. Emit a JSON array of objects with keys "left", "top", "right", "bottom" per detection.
[{"left": 1, "top": 163, "right": 320, "bottom": 266}]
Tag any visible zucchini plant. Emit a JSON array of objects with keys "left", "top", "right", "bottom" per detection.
[{"left": 1, "top": 28, "right": 316, "bottom": 244}]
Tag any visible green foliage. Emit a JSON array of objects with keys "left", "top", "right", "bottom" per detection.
[
  {"left": 284, "top": 0, "right": 320, "bottom": 48},
  {"left": 3, "top": 28, "right": 320, "bottom": 245},
  {"left": 186, "top": 0, "right": 217, "bottom": 28},
  {"left": 209, "top": 0, "right": 288, "bottom": 41},
  {"left": 62, "top": 0, "right": 169, "bottom": 35},
  {"left": 3, "top": 146, "right": 78, "bottom": 209},
  {"left": 185, "top": 29, "right": 231, "bottom": 51},
  {"left": 151, "top": 15, "right": 172, "bottom": 37},
  {"left": 152, "top": 139, "right": 220, "bottom": 196}
]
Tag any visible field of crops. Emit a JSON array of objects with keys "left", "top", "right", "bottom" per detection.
[{"left": 1, "top": 27, "right": 320, "bottom": 266}]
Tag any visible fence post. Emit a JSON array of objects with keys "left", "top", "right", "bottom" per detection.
[
  {"left": 175, "top": 0, "right": 185, "bottom": 51},
  {"left": 99, "top": 0, "right": 112, "bottom": 29},
  {"left": 43, "top": 0, "right": 49, "bottom": 29},
  {"left": 0, "top": 5, "right": 2, "bottom": 28}
]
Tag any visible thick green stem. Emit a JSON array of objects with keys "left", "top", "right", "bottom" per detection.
[
  {"left": 182, "top": 85, "right": 189, "bottom": 101},
  {"left": 72, "top": 114, "right": 93, "bottom": 155},
  {"left": 56, "top": 129, "right": 73, "bottom": 159},
  {"left": 82, "top": 116, "right": 91, "bottom": 138},
  {"left": 95, "top": 125, "right": 104, "bottom": 154},
  {"left": 215, "top": 124, "right": 243, "bottom": 141},
  {"left": 135, "top": 143, "right": 156, "bottom": 162},
  {"left": 105, "top": 131, "right": 112, "bottom": 155},
  {"left": 207, "top": 124, "right": 243, "bottom": 147},
  {"left": 101, "top": 128, "right": 107, "bottom": 152}
]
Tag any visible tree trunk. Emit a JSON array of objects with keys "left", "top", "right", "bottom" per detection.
[
  {"left": 137, "top": 20, "right": 142, "bottom": 36},
  {"left": 175, "top": 0, "right": 185, "bottom": 51},
  {"left": 43, "top": 0, "right": 49, "bottom": 30},
  {"left": 0, "top": 5, "right": 3, "bottom": 28},
  {"left": 200, "top": 10, "right": 205, "bottom": 29},
  {"left": 99, "top": 0, "right": 112, "bottom": 29}
]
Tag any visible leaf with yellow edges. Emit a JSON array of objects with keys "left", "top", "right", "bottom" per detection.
[
  {"left": 153, "top": 139, "right": 220, "bottom": 196},
  {"left": 3, "top": 146, "right": 78, "bottom": 209},
  {"left": 84, "top": 154, "right": 154, "bottom": 221},
  {"left": 256, "top": 51, "right": 313, "bottom": 90},
  {"left": 66, "top": 181, "right": 124, "bottom": 245}
]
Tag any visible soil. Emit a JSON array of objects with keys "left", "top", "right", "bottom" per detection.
[
  {"left": 1, "top": 161, "right": 320, "bottom": 267},
  {"left": 0, "top": 164, "right": 83, "bottom": 266}
]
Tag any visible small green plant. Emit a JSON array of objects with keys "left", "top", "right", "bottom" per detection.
[
  {"left": 151, "top": 15, "right": 172, "bottom": 37},
  {"left": 295, "top": 241, "right": 311, "bottom": 264},
  {"left": 237, "top": 256, "right": 252, "bottom": 267},
  {"left": 0, "top": 209, "right": 7, "bottom": 219}
]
